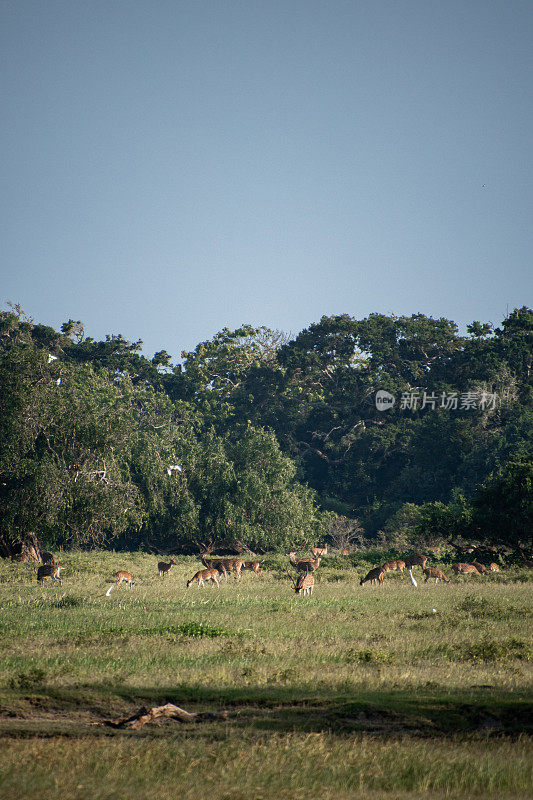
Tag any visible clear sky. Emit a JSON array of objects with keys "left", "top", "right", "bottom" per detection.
[{"left": 1, "top": 0, "right": 531, "bottom": 359}]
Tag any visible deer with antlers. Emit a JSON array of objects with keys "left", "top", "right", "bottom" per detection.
[
  {"left": 293, "top": 572, "right": 315, "bottom": 596},
  {"left": 310, "top": 544, "right": 327, "bottom": 557},
  {"left": 287, "top": 551, "right": 321, "bottom": 572}
]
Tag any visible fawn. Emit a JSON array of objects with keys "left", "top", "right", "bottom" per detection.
[
  {"left": 186, "top": 568, "right": 220, "bottom": 588},
  {"left": 116, "top": 570, "right": 134, "bottom": 588}
]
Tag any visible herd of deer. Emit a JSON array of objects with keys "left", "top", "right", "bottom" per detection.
[
  {"left": 31, "top": 543, "right": 505, "bottom": 595},
  {"left": 359, "top": 554, "right": 501, "bottom": 586}
]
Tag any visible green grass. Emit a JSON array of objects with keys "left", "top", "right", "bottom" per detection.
[{"left": 0, "top": 551, "right": 532, "bottom": 799}]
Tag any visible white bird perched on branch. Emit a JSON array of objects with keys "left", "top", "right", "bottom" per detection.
[
  {"left": 409, "top": 569, "right": 418, "bottom": 587},
  {"left": 167, "top": 464, "right": 182, "bottom": 476},
  {"left": 48, "top": 354, "right": 58, "bottom": 363}
]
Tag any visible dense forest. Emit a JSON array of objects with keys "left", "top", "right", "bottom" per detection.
[{"left": 0, "top": 303, "right": 531, "bottom": 556}]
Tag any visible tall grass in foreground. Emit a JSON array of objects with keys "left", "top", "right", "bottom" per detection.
[{"left": 1, "top": 733, "right": 532, "bottom": 800}]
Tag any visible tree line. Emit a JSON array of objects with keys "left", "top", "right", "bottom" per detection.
[{"left": 0, "top": 303, "right": 531, "bottom": 555}]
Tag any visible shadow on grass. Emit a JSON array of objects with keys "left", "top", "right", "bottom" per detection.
[{"left": 1, "top": 682, "right": 531, "bottom": 739}]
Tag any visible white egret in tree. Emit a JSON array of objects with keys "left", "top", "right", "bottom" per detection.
[
  {"left": 167, "top": 465, "right": 182, "bottom": 477},
  {"left": 48, "top": 354, "right": 57, "bottom": 363}
]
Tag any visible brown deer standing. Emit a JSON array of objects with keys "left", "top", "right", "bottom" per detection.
[
  {"left": 186, "top": 568, "right": 220, "bottom": 588},
  {"left": 403, "top": 554, "right": 428, "bottom": 569},
  {"left": 489, "top": 563, "right": 500, "bottom": 572},
  {"left": 294, "top": 572, "right": 314, "bottom": 596},
  {"left": 471, "top": 561, "right": 488, "bottom": 574},
  {"left": 37, "top": 564, "right": 63, "bottom": 585},
  {"left": 158, "top": 558, "right": 176, "bottom": 577},
  {"left": 116, "top": 570, "right": 134, "bottom": 588},
  {"left": 452, "top": 563, "right": 480, "bottom": 576},
  {"left": 423, "top": 567, "right": 450, "bottom": 584},
  {"left": 242, "top": 561, "right": 261, "bottom": 573},
  {"left": 288, "top": 552, "right": 321, "bottom": 572},
  {"left": 382, "top": 559, "right": 406, "bottom": 573},
  {"left": 360, "top": 567, "right": 384, "bottom": 586},
  {"left": 201, "top": 557, "right": 243, "bottom": 581},
  {"left": 310, "top": 544, "right": 327, "bottom": 557}
]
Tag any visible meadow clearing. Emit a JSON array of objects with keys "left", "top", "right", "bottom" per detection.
[{"left": 0, "top": 550, "right": 531, "bottom": 799}]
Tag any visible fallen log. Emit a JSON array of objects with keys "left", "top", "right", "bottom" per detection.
[{"left": 104, "top": 703, "right": 228, "bottom": 729}]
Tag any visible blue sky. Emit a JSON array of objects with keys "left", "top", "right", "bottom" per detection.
[{"left": 1, "top": 0, "right": 531, "bottom": 360}]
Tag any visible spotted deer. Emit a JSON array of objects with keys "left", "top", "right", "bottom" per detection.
[
  {"left": 186, "top": 568, "right": 220, "bottom": 588},
  {"left": 242, "top": 561, "right": 261, "bottom": 573},
  {"left": 471, "top": 561, "right": 488, "bottom": 574},
  {"left": 294, "top": 572, "right": 314, "bottom": 596},
  {"left": 288, "top": 552, "right": 321, "bottom": 572},
  {"left": 452, "top": 563, "right": 480, "bottom": 576},
  {"left": 310, "top": 544, "right": 327, "bottom": 557},
  {"left": 37, "top": 564, "right": 63, "bottom": 585},
  {"left": 382, "top": 559, "right": 406, "bottom": 573},
  {"left": 403, "top": 554, "right": 428, "bottom": 570},
  {"left": 201, "top": 556, "right": 243, "bottom": 581},
  {"left": 423, "top": 567, "right": 450, "bottom": 584},
  {"left": 158, "top": 558, "right": 176, "bottom": 577},
  {"left": 489, "top": 562, "right": 500, "bottom": 572},
  {"left": 116, "top": 570, "right": 134, "bottom": 588},
  {"left": 360, "top": 567, "right": 385, "bottom": 586}
]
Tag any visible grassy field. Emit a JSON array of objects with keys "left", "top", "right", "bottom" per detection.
[{"left": 0, "top": 550, "right": 532, "bottom": 799}]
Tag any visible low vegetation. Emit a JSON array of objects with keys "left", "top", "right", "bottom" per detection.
[{"left": 0, "top": 550, "right": 531, "bottom": 799}]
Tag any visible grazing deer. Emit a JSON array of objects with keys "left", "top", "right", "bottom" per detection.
[
  {"left": 452, "top": 563, "right": 480, "bottom": 576},
  {"left": 423, "top": 567, "right": 450, "bottom": 584},
  {"left": 37, "top": 564, "right": 63, "bottom": 585},
  {"left": 116, "top": 570, "right": 134, "bottom": 588},
  {"left": 288, "top": 552, "right": 321, "bottom": 572},
  {"left": 310, "top": 544, "right": 327, "bottom": 557},
  {"left": 471, "top": 561, "right": 488, "bottom": 574},
  {"left": 382, "top": 559, "right": 406, "bottom": 573},
  {"left": 186, "top": 568, "right": 220, "bottom": 588},
  {"left": 158, "top": 558, "right": 176, "bottom": 577},
  {"left": 360, "top": 567, "right": 384, "bottom": 586},
  {"left": 41, "top": 551, "right": 57, "bottom": 565},
  {"left": 201, "top": 556, "right": 243, "bottom": 581},
  {"left": 489, "top": 562, "right": 500, "bottom": 572},
  {"left": 294, "top": 572, "right": 314, "bottom": 596},
  {"left": 242, "top": 561, "right": 261, "bottom": 573},
  {"left": 403, "top": 554, "right": 428, "bottom": 569}
]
